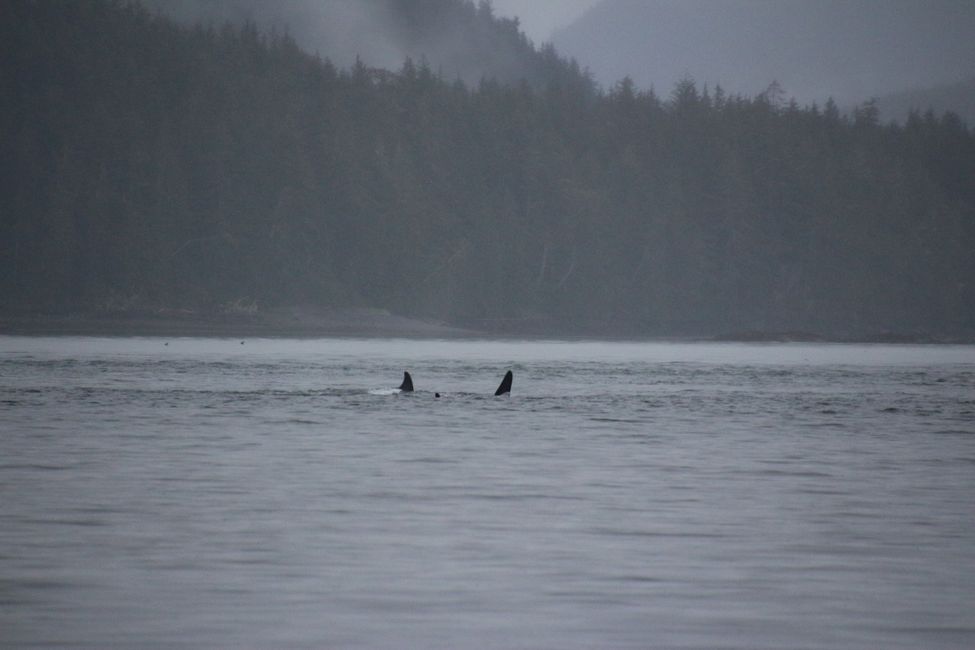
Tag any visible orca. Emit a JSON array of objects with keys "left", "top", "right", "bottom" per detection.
[
  {"left": 398, "top": 371, "right": 414, "bottom": 392},
  {"left": 494, "top": 370, "right": 513, "bottom": 396}
]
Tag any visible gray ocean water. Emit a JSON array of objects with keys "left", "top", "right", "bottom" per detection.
[{"left": 1, "top": 336, "right": 974, "bottom": 649}]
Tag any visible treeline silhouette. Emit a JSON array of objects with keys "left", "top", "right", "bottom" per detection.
[{"left": 2, "top": 0, "right": 973, "bottom": 338}]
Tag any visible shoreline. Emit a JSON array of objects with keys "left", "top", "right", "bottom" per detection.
[
  {"left": 0, "top": 310, "right": 970, "bottom": 344},
  {"left": 0, "top": 308, "right": 479, "bottom": 340}
]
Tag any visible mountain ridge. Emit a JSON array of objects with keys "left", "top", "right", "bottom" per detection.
[{"left": 142, "top": 0, "right": 594, "bottom": 90}]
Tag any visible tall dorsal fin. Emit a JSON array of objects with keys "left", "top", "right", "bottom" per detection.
[
  {"left": 494, "top": 370, "right": 512, "bottom": 396},
  {"left": 398, "top": 371, "right": 414, "bottom": 392}
]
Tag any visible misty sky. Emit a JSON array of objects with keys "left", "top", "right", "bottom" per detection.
[
  {"left": 549, "top": 0, "right": 975, "bottom": 107},
  {"left": 490, "top": 0, "right": 598, "bottom": 43}
]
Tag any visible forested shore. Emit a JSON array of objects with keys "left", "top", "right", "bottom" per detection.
[{"left": 2, "top": 0, "right": 973, "bottom": 340}]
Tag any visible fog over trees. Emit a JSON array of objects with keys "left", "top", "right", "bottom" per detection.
[
  {"left": 142, "top": 0, "right": 581, "bottom": 88},
  {"left": 874, "top": 78, "right": 975, "bottom": 127},
  {"left": 1, "top": 0, "right": 973, "bottom": 339}
]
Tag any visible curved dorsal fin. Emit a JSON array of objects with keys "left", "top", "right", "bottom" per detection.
[
  {"left": 398, "top": 371, "right": 414, "bottom": 392},
  {"left": 494, "top": 370, "right": 512, "bottom": 396}
]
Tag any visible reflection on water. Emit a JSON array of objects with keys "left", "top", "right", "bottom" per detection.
[{"left": 1, "top": 336, "right": 974, "bottom": 649}]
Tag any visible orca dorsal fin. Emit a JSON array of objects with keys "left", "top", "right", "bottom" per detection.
[
  {"left": 399, "top": 371, "right": 414, "bottom": 392},
  {"left": 494, "top": 370, "right": 512, "bottom": 396}
]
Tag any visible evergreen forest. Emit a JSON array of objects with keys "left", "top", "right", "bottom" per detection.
[{"left": 2, "top": 0, "right": 974, "bottom": 339}]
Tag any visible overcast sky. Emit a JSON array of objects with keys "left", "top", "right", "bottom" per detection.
[{"left": 490, "top": 0, "right": 599, "bottom": 43}]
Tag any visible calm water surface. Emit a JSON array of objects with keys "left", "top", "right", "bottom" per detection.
[{"left": 1, "top": 336, "right": 974, "bottom": 649}]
